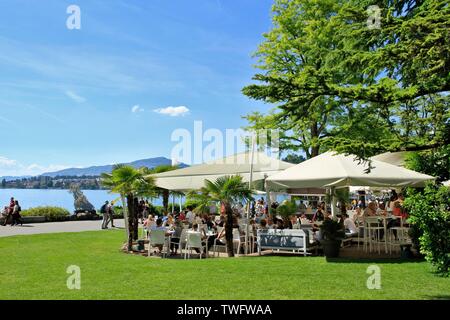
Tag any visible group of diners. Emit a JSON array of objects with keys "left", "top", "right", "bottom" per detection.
[
  {"left": 140, "top": 190, "right": 409, "bottom": 256},
  {"left": 350, "top": 192, "right": 408, "bottom": 240},
  {"left": 141, "top": 201, "right": 348, "bottom": 256}
]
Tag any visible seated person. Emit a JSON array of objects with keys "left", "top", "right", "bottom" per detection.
[
  {"left": 267, "top": 218, "right": 275, "bottom": 229},
  {"left": 204, "top": 215, "right": 216, "bottom": 231},
  {"left": 363, "top": 201, "right": 378, "bottom": 217},
  {"left": 150, "top": 218, "right": 171, "bottom": 253},
  {"left": 342, "top": 213, "right": 358, "bottom": 237},
  {"left": 258, "top": 219, "right": 268, "bottom": 231},
  {"left": 300, "top": 213, "right": 311, "bottom": 225},
  {"left": 352, "top": 207, "right": 363, "bottom": 224},
  {"left": 169, "top": 219, "right": 183, "bottom": 255},
  {"left": 291, "top": 215, "right": 300, "bottom": 229},
  {"left": 276, "top": 219, "right": 285, "bottom": 229},
  {"left": 216, "top": 215, "right": 225, "bottom": 227},
  {"left": 191, "top": 223, "right": 208, "bottom": 254}
]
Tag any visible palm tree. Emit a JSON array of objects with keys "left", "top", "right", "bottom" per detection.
[
  {"left": 101, "top": 165, "right": 155, "bottom": 251},
  {"left": 187, "top": 187, "right": 212, "bottom": 215},
  {"left": 149, "top": 164, "right": 180, "bottom": 212},
  {"left": 190, "top": 175, "right": 253, "bottom": 257}
]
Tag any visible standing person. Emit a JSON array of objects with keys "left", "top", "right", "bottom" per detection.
[
  {"left": 312, "top": 203, "right": 325, "bottom": 222},
  {"left": 185, "top": 206, "right": 195, "bottom": 227},
  {"left": 107, "top": 201, "right": 116, "bottom": 228},
  {"left": 101, "top": 201, "right": 109, "bottom": 229},
  {"left": 11, "top": 200, "right": 22, "bottom": 226}
]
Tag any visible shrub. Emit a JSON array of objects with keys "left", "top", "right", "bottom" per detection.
[
  {"left": 110, "top": 206, "right": 124, "bottom": 219},
  {"left": 21, "top": 206, "right": 70, "bottom": 222},
  {"left": 404, "top": 184, "right": 450, "bottom": 277}
]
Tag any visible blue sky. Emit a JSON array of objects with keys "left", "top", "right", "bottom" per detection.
[{"left": 0, "top": 0, "right": 274, "bottom": 176}]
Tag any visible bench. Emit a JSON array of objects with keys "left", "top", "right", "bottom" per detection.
[{"left": 257, "top": 229, "right": 317, "bottom": 256}]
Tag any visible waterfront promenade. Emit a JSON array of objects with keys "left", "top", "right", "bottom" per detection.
[{"left": 0, "top": 219, "right": 125, "bottom": 237}]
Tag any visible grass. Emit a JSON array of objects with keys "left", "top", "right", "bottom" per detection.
[{"left": 0, "top": 230, "right": 449, "bottom": 300}]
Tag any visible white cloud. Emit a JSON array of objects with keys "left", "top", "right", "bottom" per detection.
[
  {"left": 153, "top": 106, "right": 190, "bottom": 117},
  {"left": 65, "top": 90, "right": 86, "bottom": 103},
  {"left": 131, "top": 105, "right": 144, "bottom": 113},
  {"left": 0, "top": 156, "right": 70, "bottom": 177},
  {"left": 0, "top": 156, "right": 17, "bottom": 167}
]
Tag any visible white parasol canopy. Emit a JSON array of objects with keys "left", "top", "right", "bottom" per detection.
[
  {"left": 267, "top": 151, "right": 434, "bottom": 189},
  {"left": 150, "top": 152, "right": 293, "bottom": 191}
]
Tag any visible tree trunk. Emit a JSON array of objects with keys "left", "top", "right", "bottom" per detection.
[
  {"left": 133, "top": 197, "right": 139, "bottom": 241},
  {"left": 126, "top": 194, "right": 134, "bottom": 251},
  {"left": 224, "top": 202, "right": 235, "bottom": 257},
  {"left": 310, "top": 122, "right": 320, "bottom": 157},
  {"left": 121, "top": 194, "right": 130, "bottom": 246},
  {"left": 162, "top": 189, "right": 169, "bottom": 212}
]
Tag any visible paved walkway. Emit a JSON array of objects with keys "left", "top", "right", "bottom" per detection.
[{"left": 0, "top": 219, "right": 125, "bottom": 237}]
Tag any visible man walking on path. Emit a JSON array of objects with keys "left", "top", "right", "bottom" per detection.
[
  {"left": 107, "top": 201, "right": 115, "bottom": 228},
  {"left": 101, "top": 201, "right": 109, "bottom": 229}
]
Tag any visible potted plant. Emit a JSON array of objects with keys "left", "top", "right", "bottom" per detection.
[{"left": 320, "top": 218, "right": 345, "bottom": 258}]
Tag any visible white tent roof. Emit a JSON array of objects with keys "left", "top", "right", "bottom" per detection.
[
  {"left": 151, "top": 152, "right": 294, "bottom": 191},
  {"left": 267, "top": 151, "right": 434, "bottom": 189},
  {"left": 371, "top": 151, "right": 411, "bottom": 167},
  {"left": 443, "top": 180, "right": 450, "bottom": 187}
]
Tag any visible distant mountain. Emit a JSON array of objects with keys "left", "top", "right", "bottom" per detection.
[
  {"left": 0, "top": 176, "right": 32, "bottom": 181},
  {"left": 41, "top": 157, "right": 186, "bottom": 177}
]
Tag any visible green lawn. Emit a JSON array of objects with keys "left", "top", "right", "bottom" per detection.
[{"left": 0, "top": 230, "right": 449, "bottom": 300}]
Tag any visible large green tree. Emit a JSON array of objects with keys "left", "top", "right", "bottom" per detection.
[{"left": 243, "top": 0, "right": 450, "bottom": 161}]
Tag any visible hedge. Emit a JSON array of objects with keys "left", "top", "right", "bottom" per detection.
[{"left": 21, "top": 206, "right": 70, "bottom": 222}]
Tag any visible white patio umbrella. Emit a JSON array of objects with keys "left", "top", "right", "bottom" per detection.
[
  {"left": 150, "top": 151, "right": 293, "bottom": 192},
  {"left": 267, "top": 151, "right": 435, "bottom": 216}
]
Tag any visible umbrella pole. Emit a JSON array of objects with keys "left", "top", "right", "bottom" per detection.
[
  {"left": 245, "top": 133, "right": 256, "bottom": 255},
  {"left": 330, "top": 187, "right": 337, "bottom": 218},
  {"left": 171, "top": 193, "right": 175, "bottom": 214}
]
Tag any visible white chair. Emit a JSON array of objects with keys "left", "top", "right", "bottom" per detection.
[
  {"left": 232, "top": 228, "right": 245, "bottom": 255},
  {"left": 148, "top": 229, "right": 168, "bottom": 258},
  {"left": 213, "top": 226, "right": 226, "bottom": 257},
  {"left": 364, "top": 217, "right": 384, "bottom": 254},
  {"left": 213, "top": 227, "right": 245, "bottom": 255},
  {"left": 169, "top": 228, "right": 188, "bottom": 255},
  {"left": 243, "top": 224, "right": 256, "bottom": 254},
  {"left": 143, "top": 220, "right": 156, "bottom": 238},
  {"left": 185, "top": 231, "right": 207, "bottom": 259},
  {"left": 389, "top": 216, "right": 410, "bottom": 253}
]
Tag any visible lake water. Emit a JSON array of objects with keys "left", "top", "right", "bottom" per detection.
[
  {"left": 0, "top": 189, "right": 163, "bottom": 212},
  {"left": 0, "top": 189, "right": 287, "bottom": 213}
]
